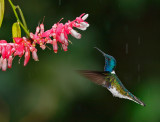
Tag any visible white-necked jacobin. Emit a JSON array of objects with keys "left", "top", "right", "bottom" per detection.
[{"left": 78, "top": 47, "right": 145, "bottom": 106}]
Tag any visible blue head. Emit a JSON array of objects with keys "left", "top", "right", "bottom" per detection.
[{"left": 95, "top": 47, "right": 116, "bottom": 72}]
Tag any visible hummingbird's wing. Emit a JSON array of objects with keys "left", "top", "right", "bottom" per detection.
[
  {"left": 77, "top": 70, "right": 109, "bottom": 86},
  {"left": 78, "top": 70, "right": 146, "bottom": 106}
]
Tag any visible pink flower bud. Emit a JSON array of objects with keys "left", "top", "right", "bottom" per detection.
[
  {"left": 32, "top": 50, "right": 39, "bottom": 61},
  {"left": 76, "top": 17, "right": 83, "bottom": 23},
  {"left": 41, "top": 29, "right": 53, "bottom": 37},
  {"left": 24, "top": 50, "right": 30, "bottom": 66},
  {"left": 8, "top": 56, "right": 13, "bottom": 68},
  {"left": 77, "top": 26, "right": 87, "bottom": 31},
  {"left": 46, "top": 39, "right": 52, "bottom": 44},
  {"left": 82, "top": 14, "right": 89, "bottom": 20},
  {"left": 57, "top": 23, "right": 63, "bottom": 33},
  {"left": 40, "top": 24, "right": 44, "bottom": 34},
  {"left": 14, "top": 45, "right": 24, "bottom": 57},
  {"left": 0, "top": 40, "right": 7, "bottom": 56},
  {"left": 64, "top": 31, "right": 68, "bottom": 39},
  {"left": 52, "top": 33, "right": 56, "bottom": 38},
  {"left": 11, "top": 47, "right": 16, "bottom": 53},
  {"left": 0, "top": 40, "right": 7, "bottom": 43},
  {"left": 62, "top": 44, "right": 68, "bottom": 51},
  {"left": 35, "top": 26, "right": 40, "bottom": 35},
  {"left": 0, "top": 56, "right": 3, "bottom": 69},
  {"left": 30, "top": 33, "right": 34, "bottom": 38},
  {"left": 6, "top": 45, "right": 11, "bottom": 59},
  {"left": 30, "top": 46, "right": 35, "bottom": 52},
  {"left": 53, "top": 39, "right": 58, "bottom": 53},
  {"left": 56, "top": 35, "right": 62, "bottom": 43},
  {"left": 64, "top": 38, "right": 68, "bottom": 46},
  {"left": 76, "top": 22, "right": 89, "bottom": 30},
  {"left": 0, "top": 46, "right": 2, "bottom": 54},
  {"left": 70, "top": 29, "right": 81, "bottom": 39},
  {"left": 64, "top": 25, "right": 70, "bottom": 34},
  {"left": 40, "top": 44, "right": 46, "bottom": 50},
  {"left": 60, "top": 33, "right": 65, "bottom": 43},
  {"left": 2, "top": 58, "right": 7, "bottom": 71},
  {"left": 2, "top": 46, "right": 6, "bottom": 59},
  {"left": 82, "top": 22, "right": 89, "bottom": 27}
]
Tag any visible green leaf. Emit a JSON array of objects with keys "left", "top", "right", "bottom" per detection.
[
  {"left": 0, "top": 0, "right": 4, "bottom": 28},
  {"left": 12, "top": 22, "right": 21, "bottom": 43}
]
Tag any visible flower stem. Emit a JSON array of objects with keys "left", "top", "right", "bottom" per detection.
[
  {"left": 16, "top": 5, "right": 29, "bottom": 32},
  {"left": 8, "top": 0, "right": 30, "bottom": 37}
]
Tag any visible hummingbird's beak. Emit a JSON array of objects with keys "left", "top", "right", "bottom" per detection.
[{"left": 94, "top": 47, "right": 106, "bottom": 56}]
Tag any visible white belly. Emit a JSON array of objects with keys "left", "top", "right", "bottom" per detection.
[
  {"left": 108, "top": 86, "right": 143, "bottom": 106},
  {"left": 107, "top": 87, "right": 131, "bottom": 100}
]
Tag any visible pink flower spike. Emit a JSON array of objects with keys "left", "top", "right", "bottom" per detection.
[
  {"left": 8, "top": 56, "right": 13, "bottom": 68},
  {"left": 0, "top": 13, "right": 89, "bottom": 71},
  {"left": 2, "top": 58, "right": 7, "bottom": 71},
  {"left": 24, "top": 50, "right": 30, "bottom": 66},
  {"left": 82, "top": 14, "right": 89, "bottom": 20},
  {"left": 70, "top": 29, "right": 81, "bottom": 39},
  {"left": 32, "top": 50, "right": 39, "bottom": 61},
  {"left": 53, "top": 39, "right": 58, "bottom": 53}
]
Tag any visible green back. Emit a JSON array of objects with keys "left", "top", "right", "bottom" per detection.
[{"left": 104, "top": 73, "right": 134, "bottom": 98}]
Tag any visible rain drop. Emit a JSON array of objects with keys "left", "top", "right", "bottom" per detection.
[
  {"left": 59, "top": 0, "right": 61, "bottom": 6},
  {"left": 138, "top": 37, "right": 141, "bottom": 45},
  {"left": 137, "top": 63, "right": 140, "bottom": 72},
  {"left": 125, "top": 43, "right": 128, "bottom": 54},
  {"left": 137, "top": 64, "right": 141, "bottom": 82}
]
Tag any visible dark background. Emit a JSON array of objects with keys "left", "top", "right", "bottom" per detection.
[{"left": 0, "top": 0, "right": 160, "bottom": 121}]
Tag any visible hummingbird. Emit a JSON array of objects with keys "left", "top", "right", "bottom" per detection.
[{"left": 78, "top": 47, "right": 145, "bottom": 106}]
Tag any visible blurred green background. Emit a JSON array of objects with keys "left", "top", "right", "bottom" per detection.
[{"left": 0, "top": 0, "right": 160, "bottom": 122}]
